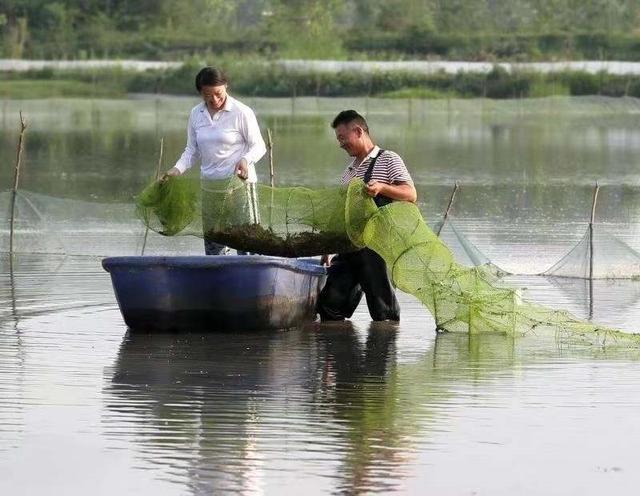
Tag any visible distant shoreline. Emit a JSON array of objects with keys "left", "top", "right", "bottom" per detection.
[{"left": 3, "top": 59, "right": 640, "bottom": 100}]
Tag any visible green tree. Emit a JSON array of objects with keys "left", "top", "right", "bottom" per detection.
[
  {"left": 265, "top": 0, "right": 346, "bottom": 58},
  {"left": 376, "top": 0, "right": 436, "bottom": 32}
]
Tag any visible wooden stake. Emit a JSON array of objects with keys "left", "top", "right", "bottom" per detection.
[
  {"left": 436, "top": 181, "right": 459, "bottom": 237},
  {"left": 267, "top": 128, "right": 274, "bottom": 188},
  {"left": 9, "top": 112, "right": 27, "bottom": 255},
  {"left": 155, "top": 137, "right": 165, "bottom": 180},
  {"left": 141, "top": 137, "right": 164, "bottom": 255},
  {"left": 588, "top": 182, "right": 599, "bottom": 317},
  {"left": 267, "top": 128, "right": 275, "bottom": 228},
  {"left": 589, "top": 182, "right": 599, "bottom": 281}
]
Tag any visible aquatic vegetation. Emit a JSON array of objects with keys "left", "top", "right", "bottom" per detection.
[
  {"left": 137, "top": 177, "right": 199, "bottom": 236},
  {"left": 206, "top": 224, "right": 355, "bottom": 258}
]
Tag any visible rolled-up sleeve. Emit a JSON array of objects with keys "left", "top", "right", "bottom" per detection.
[
  {"left": 239, "top": 108, "right": 266, "bottom": 166},
  {"left": 174, "top": 111, "right": 200, "bottom": 173},
  {"left": 385, "top": 152, "right": 413, "bottom": 184}
]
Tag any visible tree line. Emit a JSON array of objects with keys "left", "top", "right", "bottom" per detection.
[{"left": 1, "top": 0, "right": 639, "bottom": 60}]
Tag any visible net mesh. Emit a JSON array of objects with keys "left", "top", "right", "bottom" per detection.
[
  {"left": 138, "top": 176, "right": 357, "bottom": 257},
  {"left": 433, "top": 217, "right": 508, "bottom": 276},
  {"left": 0, "top": 189, "right": 203, "bottom": 256},
  {"left": 543, "top": 225, "right": 640, "bottom": 279},
  {"left": 138, "top": 176, "right": 640, "bottom": 346}
]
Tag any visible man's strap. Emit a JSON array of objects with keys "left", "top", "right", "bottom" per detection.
[
  {"left": 363, "top": 149, "right": 385, "bottom": 184},
  {"left": 362, "top": 149, "right": 393, "bottom": 208}
]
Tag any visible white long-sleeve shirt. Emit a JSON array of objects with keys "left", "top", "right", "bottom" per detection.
[{"left": 174, "top": 96, "right": 266, "bottom": 182}]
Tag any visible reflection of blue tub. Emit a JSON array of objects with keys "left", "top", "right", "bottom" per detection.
[{"left": 102, "top": 256, "right": 326, "bottom": 332}]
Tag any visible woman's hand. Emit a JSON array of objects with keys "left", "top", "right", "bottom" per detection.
[
  {"left": 160, "top": 166, "right": 181, "bottom": 182},
  {"left": 235, "top": 159, "right": 249, "bottom": 180}
]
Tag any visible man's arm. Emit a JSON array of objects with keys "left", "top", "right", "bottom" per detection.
[{"left": 365, "top": 181, "right": 417, "bottom": 203}]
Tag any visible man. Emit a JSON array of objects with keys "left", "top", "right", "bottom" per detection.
[{"left": 317, "top": 110, "right": 417, "bottom": 322}]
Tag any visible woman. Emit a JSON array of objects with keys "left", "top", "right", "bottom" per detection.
[{"left": 164, "top": 66, "right": 266, "bottom": 255}]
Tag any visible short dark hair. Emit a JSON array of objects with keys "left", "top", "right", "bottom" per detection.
[
  {"left": 331, "top": 110, "right": 369, "bottom": 134},
  {"left": 195, "top": 67, "right": 228, "bottom": 92}
]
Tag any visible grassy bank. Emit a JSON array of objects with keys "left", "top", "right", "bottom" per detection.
[
  {"left": 3, "top": 63, "right": 640, "bottom": 100},
  {"left": 0, "top": 79, "right": 125, "bottom": 98}
]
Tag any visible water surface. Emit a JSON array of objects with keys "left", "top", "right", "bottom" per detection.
[{"left": 1, "top": 96, "right": 640, "bottom": 495}]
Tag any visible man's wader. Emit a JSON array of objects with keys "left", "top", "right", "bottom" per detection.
[{"left": 317, "top": 150, "right": 401, "bottom": 321}]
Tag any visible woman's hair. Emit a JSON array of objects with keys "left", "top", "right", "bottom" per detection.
[{"left": 195, "top": 67, "right": 228, "bottom": 92}]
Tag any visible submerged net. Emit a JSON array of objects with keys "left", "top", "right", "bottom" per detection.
[{"left": 138, "top": 176, "right": 640, "bottom": 346}]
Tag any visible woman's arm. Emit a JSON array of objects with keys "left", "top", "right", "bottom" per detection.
[
  {"left": 239, "top": 108, "right": 267, "bottom": 166},
  {"left": 168, "top": 111, "right": 200, "bottom": 176}
]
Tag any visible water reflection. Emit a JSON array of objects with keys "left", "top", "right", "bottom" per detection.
[
  {"left": 0, "top": 254, "right": 24, "bottom": 452},
  {"left": 106, "top": 323, "right": 432, "bottom": 494},
  {"left": 107, "top": 315, "right": 640, "bottom": 493},
  {"left": 545, "top": 276, "right": 640, "bottom": 321},
  {"left": 107, "top": 328, "right": 314, "bottom": 493},
  {"left": 312, "top": 322, "right": 406, "bottom": 494},
  {"left": 0, "top": 253, "right": 113, "bottom": 320},
  {"left": 109, "top": 323, "right": 631, "bottom": 494}
]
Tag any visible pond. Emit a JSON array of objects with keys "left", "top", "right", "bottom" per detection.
[{"left": 1, "top": 96, "right": 640, "bottom": 495}]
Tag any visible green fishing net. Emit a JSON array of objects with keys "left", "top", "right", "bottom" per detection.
[
  {"left": 138, "top": 176, "right": 356, "bottom": 256},
  {"left": 137, "top": 176, "right": 640, "bottom": 346}
]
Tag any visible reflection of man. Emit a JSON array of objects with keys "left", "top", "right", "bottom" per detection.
[
  {"left": 317, "top": 110, "right": 417, "bottom": 322},
  {"left": 315, "top": 321, "right": 400, "bottom": 493}
]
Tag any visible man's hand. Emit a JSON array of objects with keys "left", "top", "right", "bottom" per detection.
[
  {"left": 160, "top": 166, "right": 181, "bottom": 182},
  {"left": 235, "top": 159, "right": 249, "bottom": 180},
  {"left": 365, "top": 180, "right": 385, "bottom": 198}
]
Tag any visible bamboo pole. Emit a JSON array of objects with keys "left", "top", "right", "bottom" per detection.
[
  {"left": 141, "top": 137, "right": 164, "bottom": 255},
  {"left": 156, "top": 137, "right": 165, "bottom": 180},
  {"left": 588, "top": 182, "right": 599, "bottom": 318},
  {"left": 9, "top": 112, "right": 27, "bottom": 255},
  {"left": 436, "top": 181, "right": 459, "bottom": 237},
  {"left": 589, "top": 182, "right": 600, "bottom": 281},
  {"left": 267, "top": 128, "right": 275, "bottom": 228},
  {"left": 267, "top": 128, "right": 274, "bottom": 187}
]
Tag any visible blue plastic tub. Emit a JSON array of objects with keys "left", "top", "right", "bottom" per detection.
[{"left": 102, "top": 256, "right": 327, "bottom": 331}]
